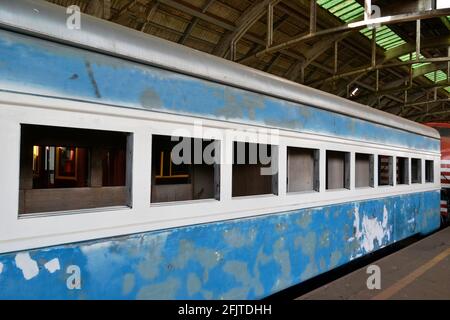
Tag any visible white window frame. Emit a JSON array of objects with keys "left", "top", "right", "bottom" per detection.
[
  {"left": 18, "top": 124, "right": 134, "bottom": 215},
  {"left": 286, "top": 146, "right": 320, "bottom": 194},
  {"left": 325, "top": 149, "right": 351, "bottom": 191},
  {"left": 396, "top": 156, "right": 410, "bottom": 186},
  {"left": 411, "top": 158, "right": 423, "bottom": 184},
  {"left": 355, "top": 152, "right": 375, "bottom": 189},
  {"left": 149, "top": 134, "right": 221, "bottom": 205},
  {"left": 377, "top": 154, "right": 394, "bottom": 187},
  {"left": 425, "top": 159, "right": 435, "bottom": 183},
  {"left": 230, "top": 140, "right": 279, "bottom": 198}
]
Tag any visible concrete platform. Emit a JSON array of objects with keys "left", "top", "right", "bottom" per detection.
[{"left": 297, "top": 227, "right": 450, "bottom": 300}]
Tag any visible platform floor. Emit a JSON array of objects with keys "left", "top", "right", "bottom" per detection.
[{"left": 297, "top": 227, "right": 450, "bottom": 300}]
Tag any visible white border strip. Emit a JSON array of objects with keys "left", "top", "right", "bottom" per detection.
[{"left": 0, "top": 91, "right": 441, "bottom": 254}]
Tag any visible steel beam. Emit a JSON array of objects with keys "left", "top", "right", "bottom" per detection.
[
  {"left": 383, "top": 35, "right": 450, "bottom": 62},
  {"left": 212, "top": 0, "right": 281, "bottom": 59},
  {"left": 309, "top": 57, "right": 450, "bottom": 86},
  {"left": 310, "top": 0, "right": 317, "bottom": 34},
  {"left": 416, "top": 19, "right": 421, "bottom": 60},
  {"left": 267, "top": 2, "right": 274, "bottom": 47},
  {"left": 244, "top": 8, "right": 450, "bottom": 60}
]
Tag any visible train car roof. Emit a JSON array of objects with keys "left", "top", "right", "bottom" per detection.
[{"left": 0, "top": 0, "right": 440, "bottom": 140}]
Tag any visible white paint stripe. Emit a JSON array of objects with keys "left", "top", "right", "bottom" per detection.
[
  {"left": 0, "top": 262, "right": 3, "bottom": 274},
  {"left": 44, "top": 258, "right": 60, "bottom": 274},
  {"left": 15, "top": 252, "right": 39, "bottom": 280},
  {"left": 441, "top": 160, "right": 450, "bottom": 165}
]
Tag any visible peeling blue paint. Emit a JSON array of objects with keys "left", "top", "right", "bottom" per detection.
[
  {"left": 0, "top": 191, "right": 440, "bottom": 299},
  {"left": 0, "top": 30, "right": 439, "bottom": 152}
]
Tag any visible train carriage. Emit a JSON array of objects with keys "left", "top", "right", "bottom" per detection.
[{"left": 0, "top": 0, "right": 442, "bottom": 299}]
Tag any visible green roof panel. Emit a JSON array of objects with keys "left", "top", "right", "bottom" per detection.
[{"left": 424, "top": 71, "right": 450, "bottom": 93}]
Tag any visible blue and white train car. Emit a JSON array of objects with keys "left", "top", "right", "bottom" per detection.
[{"left": 0, "top": 0, "right": 441, "bottom": 299}]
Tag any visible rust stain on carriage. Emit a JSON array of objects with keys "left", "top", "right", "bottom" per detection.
[{"left": 84, "top": 60, "right": 101, "bottom": 99}]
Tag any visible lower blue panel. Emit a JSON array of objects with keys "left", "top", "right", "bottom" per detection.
[{"left": 0, "top": 191, "right": 440, "bottom": 299}]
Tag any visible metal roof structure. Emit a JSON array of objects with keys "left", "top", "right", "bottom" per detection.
[{"left": 38, "top": 0, "right": 450, "bottom": 122}]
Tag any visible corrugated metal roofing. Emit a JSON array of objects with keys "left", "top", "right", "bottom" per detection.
[
  {"left": 360, "top": 26, "right": 406, "bottom": 50},
  {"left": 424, "top": 70, "right": 450, "bottom": 92},
  {"left": 425, "top": 70, "right": 447, "bottom": 82}
]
